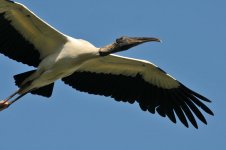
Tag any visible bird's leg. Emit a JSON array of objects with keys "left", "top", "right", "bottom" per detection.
[
  {"left": 0, "top": 89, "right": 29, "bottom": 111},
  {"left": 0, "top": 89, "right": 20, "bottom": 111},
  {"left": 2, "top": 89, "right": 20, "bottom": 102},
  {"left": 0, "top": 93, "right": 28, "bottom": 111},
  {"left": 10, "top": 92, "right": 27, "bottom": 105}
]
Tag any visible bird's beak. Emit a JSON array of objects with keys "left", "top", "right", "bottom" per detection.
[
  {"left": 121, "top": 37, "right": 161, "bottom": 44},
  {"left": 116, "top": 37, "right": 161, "bottom": 50},
  {"left": 114, "top": 36, "right": 161, "bottom": 52},
  {"left": 99, "top": 36, "right": 161, "bottom": 56}
]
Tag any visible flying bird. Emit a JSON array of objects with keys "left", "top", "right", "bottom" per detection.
[{"left": 0, "top": 0, "right": 213, "bottom": 128}]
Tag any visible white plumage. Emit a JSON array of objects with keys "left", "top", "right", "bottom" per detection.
[{"left": 0, "top": 0, "right": 213, "bottom": 128}]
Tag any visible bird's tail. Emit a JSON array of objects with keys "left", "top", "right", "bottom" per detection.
[
  {"left": 14, "top": 70, "right": 36, "bottom": 87},
  {"left": 13, "top": 70, "right": 54, "bottom": 98}
]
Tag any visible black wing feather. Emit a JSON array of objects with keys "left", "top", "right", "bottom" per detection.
[
  {"left": 62, "top": 71, "right": 213, "bottom": 128},
  {"left": 0, "top": 13, "right": 41, "bottom": 67}
]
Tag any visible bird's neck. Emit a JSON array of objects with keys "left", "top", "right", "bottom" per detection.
[{"left": 99, "top": 43, "right": 119, "bottom": 56}]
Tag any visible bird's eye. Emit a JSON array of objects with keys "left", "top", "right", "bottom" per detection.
[{"left": 116, "top": 36, "right": 126, "bottom": 43}]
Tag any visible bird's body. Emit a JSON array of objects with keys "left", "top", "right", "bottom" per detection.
[
  {"left": 0, "top": 0, "right": 213, "bottom": 128},
  {"left": 20, "top": 37, "right": 99, "bottom": 93}
]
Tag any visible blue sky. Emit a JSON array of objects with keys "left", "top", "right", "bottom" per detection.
[{"left": 0, "top": 0, "right": 225, "bottom": 149}]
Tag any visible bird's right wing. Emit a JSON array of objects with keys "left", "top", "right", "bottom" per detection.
[
  {"left": 0, "top": 0, "right": 67, "bottom": 67},
  {"left": 62, "top": 54, "right": 213, "bottom": 128}
]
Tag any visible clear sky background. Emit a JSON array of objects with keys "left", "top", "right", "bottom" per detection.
[{"left": 0, "top": 0, "right": 225, "bottom": 149}]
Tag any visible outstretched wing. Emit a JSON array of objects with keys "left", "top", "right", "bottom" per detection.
[
  {"left": 0, "top": 0, "right": 67, "bottom": 67},
  {"left": 62, "top": 54, "right": 214, "bottom": 128}
]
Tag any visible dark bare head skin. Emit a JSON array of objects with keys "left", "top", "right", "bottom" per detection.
[{"left": 99, "top": 36, "right": 161, "bottom": 56}]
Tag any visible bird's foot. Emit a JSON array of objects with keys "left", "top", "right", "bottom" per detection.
[{"left": 0, "top": 100, "right": 10, "bottom": 111}]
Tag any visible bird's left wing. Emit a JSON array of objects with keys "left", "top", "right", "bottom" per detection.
[
  {"left": 62, "top": 54, "right": 213, "bottom": 128},
  {"left": 0, "top": 0, "right": 67, "bottom": 67}
]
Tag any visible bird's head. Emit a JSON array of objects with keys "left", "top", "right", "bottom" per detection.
[{"left": 99, "top": 36, "right": 161, "bottom": 56}]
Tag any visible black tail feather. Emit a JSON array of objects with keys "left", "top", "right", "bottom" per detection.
[
  {"left": 14, "top": 70, "right": 36, "bottom": 87},
  {"left": 31, "top": 83, "right": 54, "bottom": 98},
  {"left": 14, "top": 70, "right": 54, "bottom": 98}
]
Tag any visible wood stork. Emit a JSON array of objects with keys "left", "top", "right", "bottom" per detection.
[{"left": 0, "top": 0, "right": 213, "bottom": 128}]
